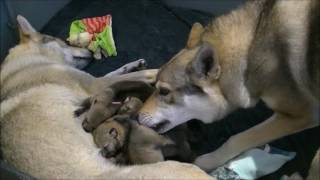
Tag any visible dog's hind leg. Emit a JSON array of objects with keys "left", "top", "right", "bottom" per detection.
[
  {"left": 105, "top": 59, "right": 147, "bottom": 77},
  {"left": 194, "top": 111, "right": 319, "bottom": 172}
]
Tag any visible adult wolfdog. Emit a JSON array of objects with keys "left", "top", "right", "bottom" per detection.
[{"left": 0, "top": 15, "right": 210, "bottom": 179}]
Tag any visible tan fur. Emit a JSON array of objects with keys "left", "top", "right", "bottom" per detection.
[
  {"left": 139, "top": 0, "right": 319, "bottom": 172},
  {"left": 187, "top": 22, "right": 205, "bottom": 48},
  {"left": 0, "top": 15, "right": 211, "bottom": 179},
  {"left": 306, "top": 148, "right": 319, "bottom": 180}
]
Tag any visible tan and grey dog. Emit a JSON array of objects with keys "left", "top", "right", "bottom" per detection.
[
  {"left": 0, "top": 15, "right": 210, "bottom": 179},
  {"left": 139, "top": 0, "right": 319, "bottom": 172}
]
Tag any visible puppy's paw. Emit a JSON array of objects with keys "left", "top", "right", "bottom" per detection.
[
  {"left": 74, "top": 97, "right": 91, "bottom": 117},
  {"left": 74, "top": 107, "right": 87, "bottom": 117}
]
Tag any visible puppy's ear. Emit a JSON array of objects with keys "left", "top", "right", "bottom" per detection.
[
  {"left": 16, "top": 15, "right": 36, "bottom": 43},
  {"left": 186, "top": 43, "right": 221, "bottom": 80},
  {"left": 186, "top": 22, "right": 204, "bottom": 48}
]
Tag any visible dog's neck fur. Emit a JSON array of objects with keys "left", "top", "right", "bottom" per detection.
[
  {"left": 1, "top": 43, "right": 64, "bottom": 84},
  {"left": 202, "top": 0, "right": 265, "bottom": 108}
]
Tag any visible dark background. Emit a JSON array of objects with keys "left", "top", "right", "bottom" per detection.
[{"left": 1, "top": 0, "right": 319, "bottom": 179}]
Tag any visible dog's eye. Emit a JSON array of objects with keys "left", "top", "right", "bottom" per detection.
[
  {"left": 186, "top": 85, "right": 204, "bottom": 94},
  {"left": 159, "top": 87, "right": 171, "bottom": 96}
]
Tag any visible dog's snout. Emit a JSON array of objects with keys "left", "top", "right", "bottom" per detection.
[{"left": 138, "top": 113, "right": 170, "bottom": 132}]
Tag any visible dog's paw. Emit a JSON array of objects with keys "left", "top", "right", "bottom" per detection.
[{"left": 121, "top": 59, "right": 146, "bottom": 73}]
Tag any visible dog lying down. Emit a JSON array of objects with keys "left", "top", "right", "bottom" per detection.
[{"left": 75, "top": 81, "right": 195, "bottom": 165}]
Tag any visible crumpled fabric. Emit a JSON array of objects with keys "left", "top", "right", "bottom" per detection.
[{"left": 210, "top": 144, "right": 296, "bottom": 180}]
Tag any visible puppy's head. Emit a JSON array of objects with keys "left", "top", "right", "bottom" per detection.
[
  {"left": 93, "top": 119, "right": 127, "bottom": 158},
  {"left": 82, "top": 90, "right": 121, "bottom": 132},
  {"left": 138, "top": 23, "right": 230, "bottom": 133},
  {"left": 14, "top": 15, "right": 91, "bottom": 69}
]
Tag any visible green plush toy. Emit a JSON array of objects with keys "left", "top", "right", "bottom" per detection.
[{"left": 67, "top": 15, "right": 117, "bottom": 60}]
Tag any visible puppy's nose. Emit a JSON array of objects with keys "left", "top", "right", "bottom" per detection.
[
  {"left": 103, "top": 144, "right": 110, "bottom": 151},
  {"left": 100, "top": 148, "right": 108, "bottom": 158},
  {"left": 82, "top": 120, "right": 93, "bottom": 132}
]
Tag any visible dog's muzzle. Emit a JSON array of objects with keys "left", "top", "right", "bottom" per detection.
[
  {"left": 137, "top": 112, "right": 153, "bottom": 126},
  {"left": 138, "top": 112, "right": 170, "bottom": 132}
]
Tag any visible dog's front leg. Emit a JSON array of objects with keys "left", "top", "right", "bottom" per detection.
[
  {"left": 194, "top": 112, "right": 318, "bottom": 172},
  {"left": 90, "top": 69, "right": 158, "bottom": 93}
]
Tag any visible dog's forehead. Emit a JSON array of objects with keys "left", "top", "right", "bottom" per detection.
[
  {"left": 156, "top": 47, "right": 199, "bottom": 88},
  {"left": 157, "top": 65, "right": 189, "bottom": 89}
]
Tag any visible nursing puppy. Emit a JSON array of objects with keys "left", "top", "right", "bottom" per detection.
[
  {"left": 82, "top": 93, "right": 195, "bottom": 164},
  {"left": 138, "top": 0, "right": 320, "bottom": 172},
  {"left": 93, "top": 114, "right": 173, "bottom": 165},
  {"left": 0, "top": 15, "right": 210, "bottom": 179},
  {"left": 77, "top": 81, "right": 154, "bottom": 132}
]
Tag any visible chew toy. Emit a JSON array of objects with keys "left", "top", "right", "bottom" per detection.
[{"left": 67, "top": 15, "right": 117, "bottom": 59}]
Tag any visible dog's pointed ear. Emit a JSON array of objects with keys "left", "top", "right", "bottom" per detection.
[
  {"left": 17, "top": 15, "right": 36, "bottom": 43},
  {"left": 187, "top": 43, "right": 221, "bottom": 80},
  {"left": 187, "top": 22, "right": 204, "bottom": 48}
]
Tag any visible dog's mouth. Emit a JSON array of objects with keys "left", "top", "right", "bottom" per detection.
[{"left": 150, "top": 120, "right": 170, "bottom": 133}]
